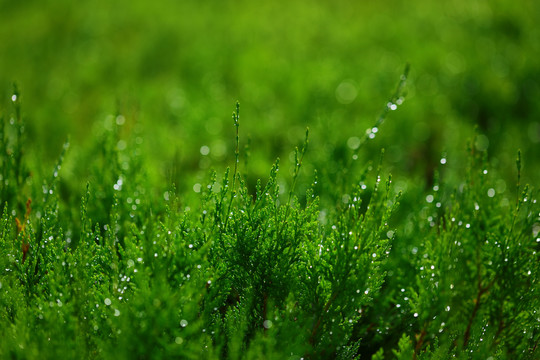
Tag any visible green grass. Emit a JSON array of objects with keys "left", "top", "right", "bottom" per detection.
[
  {"left": 1, "top": 77, "right": 539, "bottom": 359},
  {"left": 1, "top": 1, "right": 540, "bottom": 359}
]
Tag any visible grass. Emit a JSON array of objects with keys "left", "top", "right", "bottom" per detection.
[
  {"left": 1, "top": 1, "right": 540, "bottom": 359},
  {"left": 1, "top": 71, "right": 539, "bottom": 359}
]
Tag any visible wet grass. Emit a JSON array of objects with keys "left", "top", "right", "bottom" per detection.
[
  {"left": 1, "top": 1, "right": 540, "bottom": 358},
  {"left": 1, "top": 71, "right": 539, "bottom": 359}
]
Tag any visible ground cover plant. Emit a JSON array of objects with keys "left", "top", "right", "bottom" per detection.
[
  {"left": 1, "top": 1, "right": 540, "bottom": 359},
  {"left": 1, "top": 66, "right": 539, "bottom": 359}
]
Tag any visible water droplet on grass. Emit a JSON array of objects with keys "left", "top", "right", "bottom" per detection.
[
  {"left": 180, "top": 319, "right": 188, "bottom": 327},
  {"left": 387, "top": 102, "right": 397, "bottom": 110},
  {"left": 200, "top": 145, "right": 210, "bottom": 156},
  {"left": 263, "top": 320, "right": 273, "bottom": 329},
  {"left": 347, "top": 136, "right": 360, "bottom": 150},
  {"left": 113, "top": 177, "right": 123, "bottom": 191}
]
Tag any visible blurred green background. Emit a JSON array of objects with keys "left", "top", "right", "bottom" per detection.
[{"left": 1, "top": 0, "right": 539, "bottom": 197}]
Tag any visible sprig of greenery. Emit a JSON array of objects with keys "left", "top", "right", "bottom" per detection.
[{"left": 0, "top": 74, "right": 538, "bottom": 359}]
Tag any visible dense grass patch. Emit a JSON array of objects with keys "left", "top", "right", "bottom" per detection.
[
  {"left": 1, "top": 1, "right": 540, "bottom": 358},
  {"left": 1, "top": 70, "right": 538, "bottom": 359}
]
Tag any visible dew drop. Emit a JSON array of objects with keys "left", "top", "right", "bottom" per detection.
[
  {"left": 347, "top": 137, "right": 361, "bottom": 150},
  {"left": 263, "top": 320, "right": 273, "bottom": 329},
  {"left": 387, "top": 102, "right": 397, "bottom": 110},
  {"left": 200, "top": 145, "right": 210, "bottom": 156}
]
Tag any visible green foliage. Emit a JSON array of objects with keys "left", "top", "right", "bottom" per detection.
[
  {"left": 1, "top": 0, "right": 539, "bottom": 193},
  {"left": 1, "top": 70, "right": 538, "bottom": 360}
]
